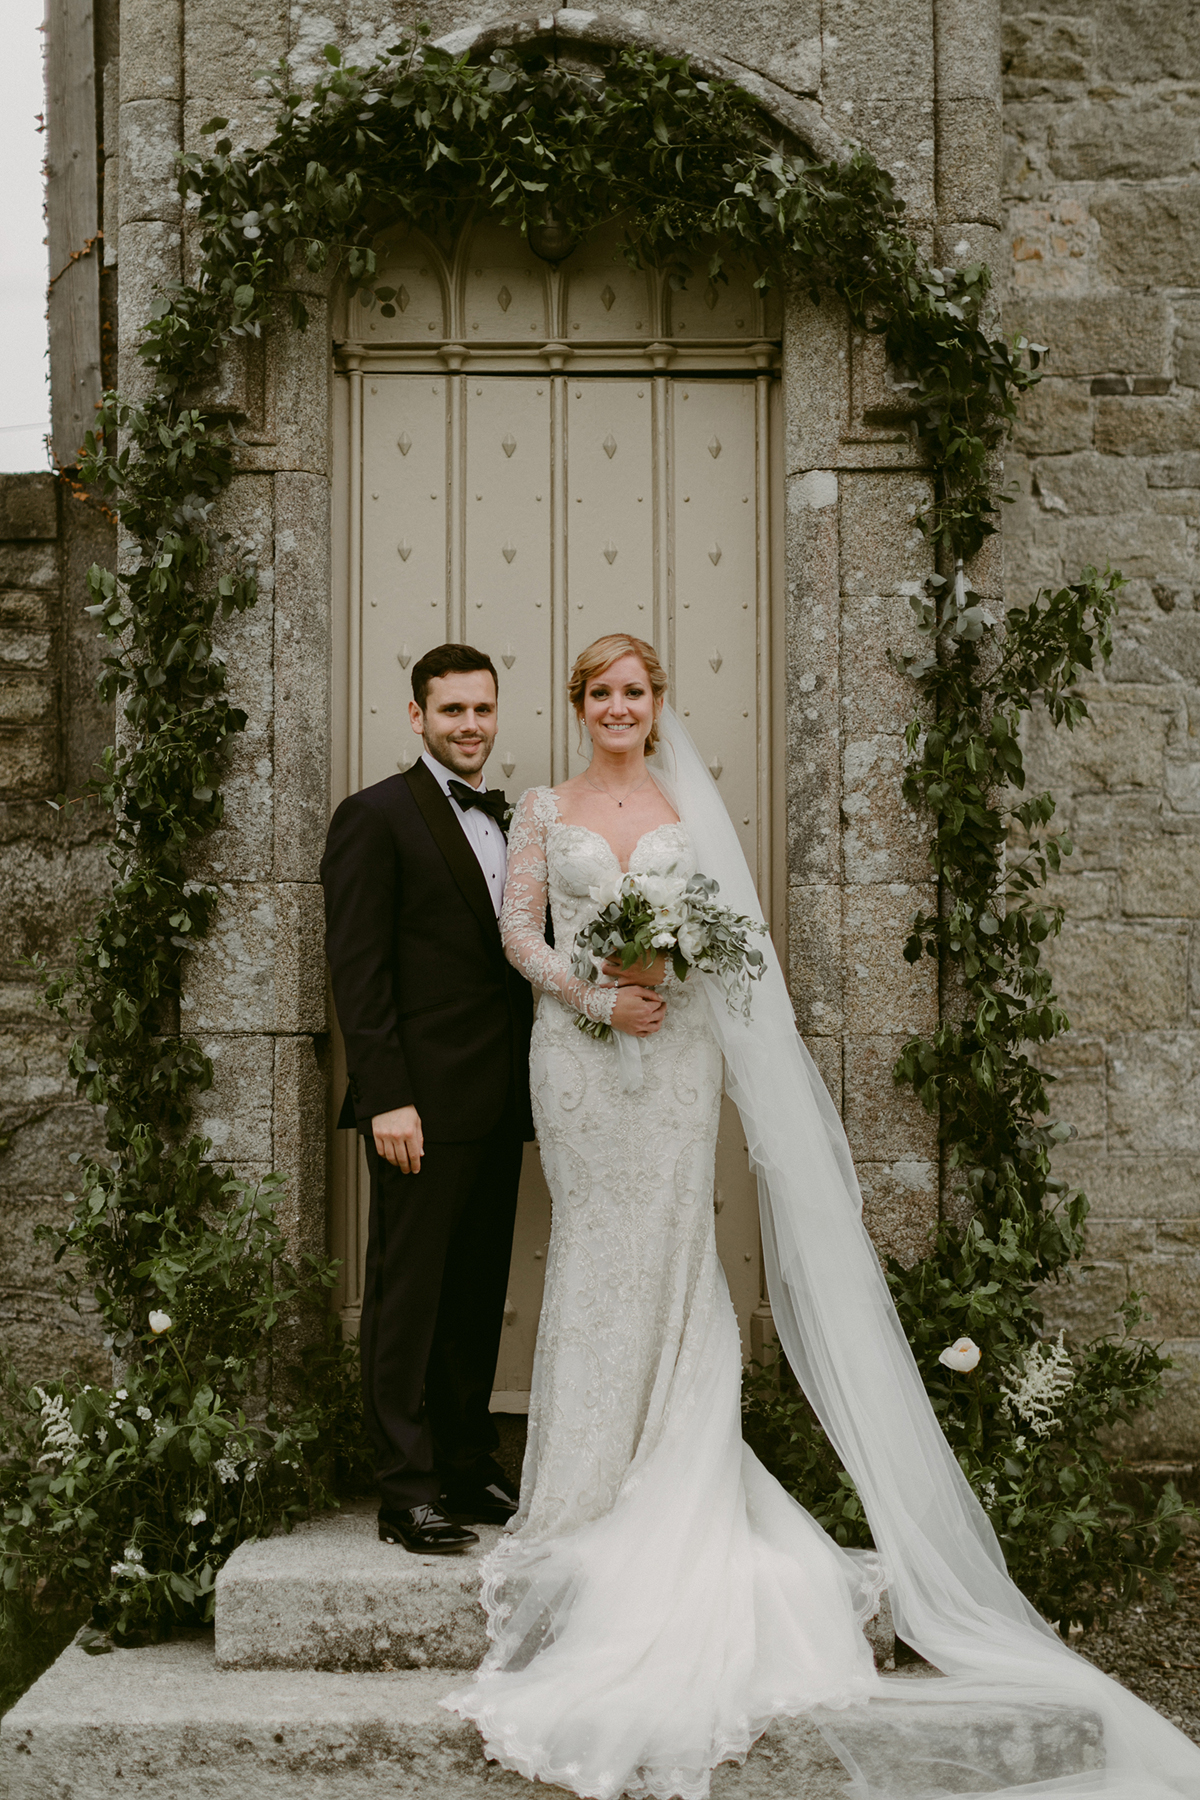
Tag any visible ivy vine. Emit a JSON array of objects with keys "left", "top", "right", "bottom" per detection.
[{"left": 1, "top": 27, "right": 1177, "bottom": 1658}]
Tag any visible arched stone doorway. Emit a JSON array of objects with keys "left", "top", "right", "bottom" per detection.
[{"left": 328, "top": 214, "right": 786, "bottom": 1404}]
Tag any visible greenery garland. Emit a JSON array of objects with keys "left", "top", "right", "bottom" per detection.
[
  {"left": 749, "top": 566, "right": 1188, "bottom": 1629},
  {"left": 0, "top": 27, "right": 1181, "bottom": 1674}
]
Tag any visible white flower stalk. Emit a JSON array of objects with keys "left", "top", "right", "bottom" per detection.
[
  {"left": 1000, "top": 1331, "right": 1075, "bottom": 1438},
  {"left": 110, "top": 1545, "right": 147, "bottom": 1582},
  {"left": 33, "top": 1387, "right": 82, "bottom": 1465},
  {"left": 214, "top": 1457, "right": 239, "bottom": 1484},
  {"left": 938, "top": 1337, "right": 982, "bottom": 1373},
  {"left": 148, "top": 1310, "right": 173, "bottom": 1334}
]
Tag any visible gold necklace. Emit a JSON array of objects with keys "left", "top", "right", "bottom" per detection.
[{"left": 583, "top": 771, "right": 651, "bottom": 809}]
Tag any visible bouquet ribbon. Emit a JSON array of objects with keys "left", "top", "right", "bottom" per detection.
[{"left": 614, "top": 1032, "right": 644, "bottom": 1095}]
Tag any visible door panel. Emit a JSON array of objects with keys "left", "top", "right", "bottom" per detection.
[
  {"left": 464, "top": 381, "right": 554, "bottom": 794},
  {"left": 564, "top": 379, "right": 657, "bottom": 749},
  {"left": 670, "top": 380, "right": 761, "bottom": 878},
  {"left": 360, "top": 377, "right": 449, "bottom": 785}
]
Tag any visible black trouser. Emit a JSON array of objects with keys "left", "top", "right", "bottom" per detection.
[{"left": 360, "top": 1112, "right": 524, "bottom": 1510}]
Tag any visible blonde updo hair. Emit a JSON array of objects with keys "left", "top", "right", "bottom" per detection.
[{"left": 568, "top": 633, "right": 668, "bottom": 756}]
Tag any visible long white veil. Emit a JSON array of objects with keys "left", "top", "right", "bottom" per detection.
[{"left": 653, "top": 705, "right": 1200, "bottom": 1800}]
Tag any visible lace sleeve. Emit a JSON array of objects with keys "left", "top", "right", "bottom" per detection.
[{"left": 501, "top": 789, "right": 617, "bottom": 1026}]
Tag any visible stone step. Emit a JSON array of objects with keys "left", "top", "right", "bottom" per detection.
[
  {"left": 213, "top": 1503, "right": 897, "bottom": 1673},
  {"left": 214, "top": 1502, "right": 503, "bottom": 1672},
  {"left": 0, "top": 1636, "right": 1104, "bottom": 1800}
]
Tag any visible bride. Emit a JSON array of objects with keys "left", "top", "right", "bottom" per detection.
[{"left": 444, "top": 633, "right": 1200, "bottom": 1800}]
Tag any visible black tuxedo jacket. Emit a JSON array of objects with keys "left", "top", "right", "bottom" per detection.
[{"left": 320, "top": 760, "right": 534, "bottom": 1143}]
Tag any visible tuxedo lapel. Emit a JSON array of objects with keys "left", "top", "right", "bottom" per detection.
[{"left": 403, "top": 760, "right": 503, "bottom": 950}]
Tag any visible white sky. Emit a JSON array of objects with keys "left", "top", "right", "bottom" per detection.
[{"left": 0, "top": 0, "right": 50, "bottom": 474}]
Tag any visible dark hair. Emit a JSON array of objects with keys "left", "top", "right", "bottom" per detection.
[{"left": 411, "top": 642, "right": 499, "bottom": 711}]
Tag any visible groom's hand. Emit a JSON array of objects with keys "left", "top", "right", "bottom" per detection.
[{"left": 372, "top": 1104, "right": 424, "bottom": 1173}]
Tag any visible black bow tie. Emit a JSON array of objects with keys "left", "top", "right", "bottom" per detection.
[{"left": 448, "top": 779, "right": 509, "bottom": 832}]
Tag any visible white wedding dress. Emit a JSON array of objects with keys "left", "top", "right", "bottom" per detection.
[
  {"left": 444, "top": 787, "right": 883, "bottom": 1799},
  {"left": 444, "top": 717, "right": 1200, "bottom": 1800}
]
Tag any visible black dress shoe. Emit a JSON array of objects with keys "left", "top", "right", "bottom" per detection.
[
  {"left": 443, "top": 1476, "right": 520, "bottom": 1525},
  {"left": 377, "top": 1502, "right": 479, "bottom": 1554}
]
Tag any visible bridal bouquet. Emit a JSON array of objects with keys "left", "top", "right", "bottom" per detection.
[{"left": 571, "top": 868, "right": 767, "bottom": 1044}]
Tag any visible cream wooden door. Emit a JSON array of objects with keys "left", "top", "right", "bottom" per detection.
[{"left": 331, "top": 220, "right": 782, "bottom": 1404}]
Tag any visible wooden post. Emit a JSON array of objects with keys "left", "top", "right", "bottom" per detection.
[{"left": 46, "top": 0, "right": 101, "bottom": 469}]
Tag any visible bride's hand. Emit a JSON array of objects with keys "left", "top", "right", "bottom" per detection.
[
  {"left": 603, "top": 951, "right": 669, "bottom": 988},
  {"left": 610, "top": 985, "right": 666, "bottom": 1037}
]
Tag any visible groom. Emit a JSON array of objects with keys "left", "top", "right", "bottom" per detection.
[{"left": 320, "top": 642, "right": 533, "bottom": 1554}]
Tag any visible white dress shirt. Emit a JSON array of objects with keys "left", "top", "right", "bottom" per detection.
[{"left": 420, "top": 750, "right": 508, "bottom": 917}]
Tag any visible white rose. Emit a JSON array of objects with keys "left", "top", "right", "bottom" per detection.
[
  {"left": 148, "top": 1310, "right": 172, "bottom": 1335},
  {"left": 938, "top": 1337, "right": 982, "bottom": 1372},
  {"left": 651, "top": 931, "right": 675, "bottom": 949}
]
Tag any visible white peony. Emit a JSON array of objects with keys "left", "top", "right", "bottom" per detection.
[
  {"left": 589, "top": 875, "right": 624, "bottom": 909},
  {"left": 148, "top": 1310, "right": 172, "bottom": 1335},
  {"left": 938, "top": 1337, "right": 982, "bottom": 1372},
  {"left": 637, "top": 873, "right": 688, "bottom": 914},
  {"left": 676, "top": 921, "right": 706, "bottom": 964}
]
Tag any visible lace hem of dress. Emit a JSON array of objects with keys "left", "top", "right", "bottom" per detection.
[
  {"left": 441, "top": 1680, "right": 876, "bottom": 1800},
  {"left": 440, "top": 1526, "right": 885, "bottom": 1800},
  {"left": 474, "top": 1524, "right": 887, "bottom": 1659}
]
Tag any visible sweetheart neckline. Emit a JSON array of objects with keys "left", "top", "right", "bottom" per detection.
[{"left": 546, "top": 815, "right": 687, "bottom": 877}]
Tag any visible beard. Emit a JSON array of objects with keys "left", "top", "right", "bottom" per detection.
[{"left": 422, "top": 725, "right": 494, "bottom": 779}]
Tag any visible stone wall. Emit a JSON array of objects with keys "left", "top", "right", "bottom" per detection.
[
  {"left": 0, "top": 473, "right": 114, "bottom": 1385},
  {"left": 31, "top": 0, "right": 1200, "bottom": 1452},
  {"left": 1001, "top": 0, "right": 1200, "bottom": 1454}
]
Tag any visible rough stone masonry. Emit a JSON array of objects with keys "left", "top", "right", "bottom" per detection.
[{"left": 1002, "top": 0, "right": 1200, "bottom": 1454}]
